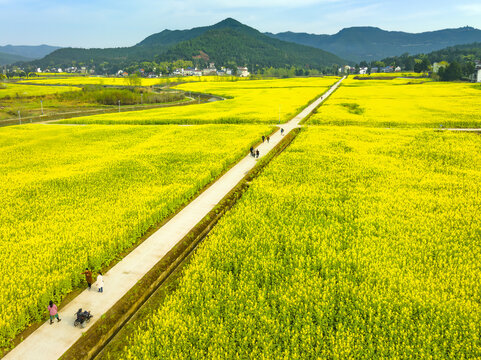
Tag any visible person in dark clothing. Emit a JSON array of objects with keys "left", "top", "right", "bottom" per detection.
[
  {"left": 262, "top": 136, "right": 265, "bottom": 143},
  {"left": 256, "top": 149, "right": 260, "bottom": 158},
  {"left": 250, "top": 146, "right": 254, "bottom": 157},
  {"left": 266, "top": 136, "right": 270, "bottom": 143},
  {"left": 81, "top": 268, "right": 93, "bottom": 290},
  {"left": 281, "top": 128, "right": 284, "bottom": 135}
]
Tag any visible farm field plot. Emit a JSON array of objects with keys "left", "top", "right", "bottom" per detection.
[
  {"left": 0, "top": 123, "right": 271, "bottom": 347},
  {"left": 19, "top": 75, "right": 247, "bottom": 87},
  {"left": 354, "top": 72, "right": 423, "bottom": 79},
  {"left": 310, "top": 78, "right": 481, "bottom": 128},
  {"left": 108, "top": 126, "right": 481, "bottom": 359},
  {"left": 0, "top": 83, "right": 80, "bottom": 99},
  {"left": 56, "top": 77, "right": 340, "bottom": 125}
]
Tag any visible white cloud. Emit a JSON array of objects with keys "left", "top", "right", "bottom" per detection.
[{"left": 457, "top": 3, "right": 481, "bottom": 14}]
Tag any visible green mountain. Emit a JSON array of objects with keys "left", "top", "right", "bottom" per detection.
[
  {"left": 22, "top": 18, "right": 344, "bottom": 73},
  {"left": 380, "top": 42, "right": 481, "bottom": 73},
  {"left": 0, "top": 51, "right": 31, "bottom": 66},
  {"left": 162, "top": 20, "right": 343, "bottom": 69},
  {"left": 137, "top": 18, "right": 255, "bottom": 47},
  {"left": 0, "top": 45, "right": 61, "bottom": 62},
  {"left": 267, "top": 26, "right": 481, "bottom": 62}
]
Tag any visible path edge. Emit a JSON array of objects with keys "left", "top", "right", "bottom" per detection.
[{"left": 59, "top": 128, "right": 302, "bottom": 360}]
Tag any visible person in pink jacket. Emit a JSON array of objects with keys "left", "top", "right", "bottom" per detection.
[{"left": 47, "top": 300, "right": 61, "bottom": 325}]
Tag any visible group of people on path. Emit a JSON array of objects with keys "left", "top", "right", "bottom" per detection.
[
  {"left": 81, "top": 268, "right": 104, "bottom": 293},
  {"left": 250, "top": 129, "right": 286, "bottom": 159},
  {"left": 47, "top": 268, "right": 104, "bottom": 325}
]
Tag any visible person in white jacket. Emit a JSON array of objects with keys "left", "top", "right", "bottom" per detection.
[{"left": 97, "top": 271, "right": 104, "bottom": 293}]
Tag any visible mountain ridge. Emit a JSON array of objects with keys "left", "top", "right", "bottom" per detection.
[
  {"left": 23, "top": 18, "right": 345, "bottom": 73},
  {"left": 266, "top": 26, "right": 481, "bottom": 62},
  {"left": 0, "top": 45, "right": 61, "bottom": 64}
]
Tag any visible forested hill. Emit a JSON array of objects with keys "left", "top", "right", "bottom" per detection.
[
  {"left": 21, "top": 18, "right": 344, "bottom": 73},
  {"left": 0, "top": 44, "right": 61, "bottom": 65},
  {"left": 380, "top": 42, "right": 481, "bottom": 71},
  {"left": 162, "top": 24, "right": 344, "bottom": 69},
  {"left": 0, "top": 51, "right": 31, "bottom": 66},
  {"left": 267, "top": 26, "right": 481, "bottom": 62}
]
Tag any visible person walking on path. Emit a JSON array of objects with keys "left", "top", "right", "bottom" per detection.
[
  {"left": 281, "top": 128, "right": 284, "bottom": 136},
  {"left": 81, "top": 268, "right": 93, "bottom": 290},
  {"left": 97, "top": 271, "right": 104, "bottom": 293},
  {"left": 262, "top": 135, "right": 265, "bottom": 143},
  {"left": 249, "top": 146, "right": 254, "bottom": 157},
  {"left": 47, "top": 300, "right": 61, "bottom": 325},
  {"left": 256, "top": 149, "right": 260, "bottom": 158},
  {"left": 266, "top": 136, "right": 270, "bottom": 143}
]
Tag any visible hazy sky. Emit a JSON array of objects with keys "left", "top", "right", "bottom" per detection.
[{"left": 1, "top": 0, "right": 480, "bottom": 48}]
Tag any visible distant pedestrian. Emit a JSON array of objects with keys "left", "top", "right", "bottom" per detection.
[
  {"left": 97, "top": 271, "right": 104, "bottom": 293},
  {"left": 256, "top": 149, "right": 260, "bottom": 158},
  {"left": 262, "top": 135, "right": 265, "bottom": 143},
  {"left": 266, "top": 136, "right": 270, "bottom": 143},
  {"left": 81, "top": 268, "right": 93, "bottom": 290},
  {"left": 280, "top": 128, "right": 284, "bottom": 136},
  {"left": 47, "top": 300, "right": 61, "bottom": 325},
  {"left": 250, "top": 146, "right": 255, "bottom": 157}
]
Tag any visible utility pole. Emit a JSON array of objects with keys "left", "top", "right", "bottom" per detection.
[
  {"left": 18, "top": 110, "right": 21, "bottom": 124},
  {"left": 141, "top": 93, "right": 143, "bottom": 105},
  {"left": 40, "top": 100, "right": 43, "bottom": 115},
  {"left": 118, "top": 100, "right": 120, "bottom": 112}
]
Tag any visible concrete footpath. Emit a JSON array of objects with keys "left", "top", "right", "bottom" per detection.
[{"left": 3, "top": 77, "right": 344, "bottom": 360}]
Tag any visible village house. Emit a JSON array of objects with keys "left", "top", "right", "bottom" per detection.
[
  {"left": 237, "top": 66, "right": 250, "bottom": 77},
  {"left": 472, "top": 61, "right": 481, "bottom": 82},
  {"left": 173, "top": 68, "right": 184, "bottom": 76},
  {"left": 359, "top": 67, "right": 368, "bottom": 74},
  {"left": 380, "top": 66, "right": 394, "bottom": 73},
  {"left": 432, "top": 62, "right": 448, "bottom": 73},
  {"left": 184, "top": 67, "right": 195, "bottom": 76}
]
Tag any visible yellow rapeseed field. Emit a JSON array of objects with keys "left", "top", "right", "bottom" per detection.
[
  {"left": 354, "top": 71, "right": 424, "bottom": 78},
  {"left": 56, "top": 77, "right": 340, "bottom": 125},
  {"left": 115, "top": 126, "right": 481, "bottom": 359},
  {"left": 310, "top": 78, "right": 481, "bottom": 128},
  {"left": 0, "top": 123, "right": 271, "bottom": 347},
  {"left": 19, "top": 75, "right": 248, "bottom": 87},
  {"left": 0, "top": 83, "right": 80, "bottom": 98}
]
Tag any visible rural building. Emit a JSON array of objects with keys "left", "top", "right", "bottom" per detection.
[
  {"left": 432, "top": 62, "right": 448, "bottom": 73},
  {"left": 237, "top": 66, "right": 250, "bottom": 77},
  {"left": 473, "top": 68, "right": 481, "bottom": 83},
  {"left": 184, "top": 67, "right": 195, "bottom": 76},
  {"left": 359, "top": 67, "right": 368, "bottom": 74}
]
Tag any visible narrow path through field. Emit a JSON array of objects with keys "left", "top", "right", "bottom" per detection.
[{"left": 3, "top": 77, "right": 345, "bottom": 360}]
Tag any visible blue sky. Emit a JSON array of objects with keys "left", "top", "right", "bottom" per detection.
[{"left": 1, "top": 0, "right": 480, "bottom": 47}]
